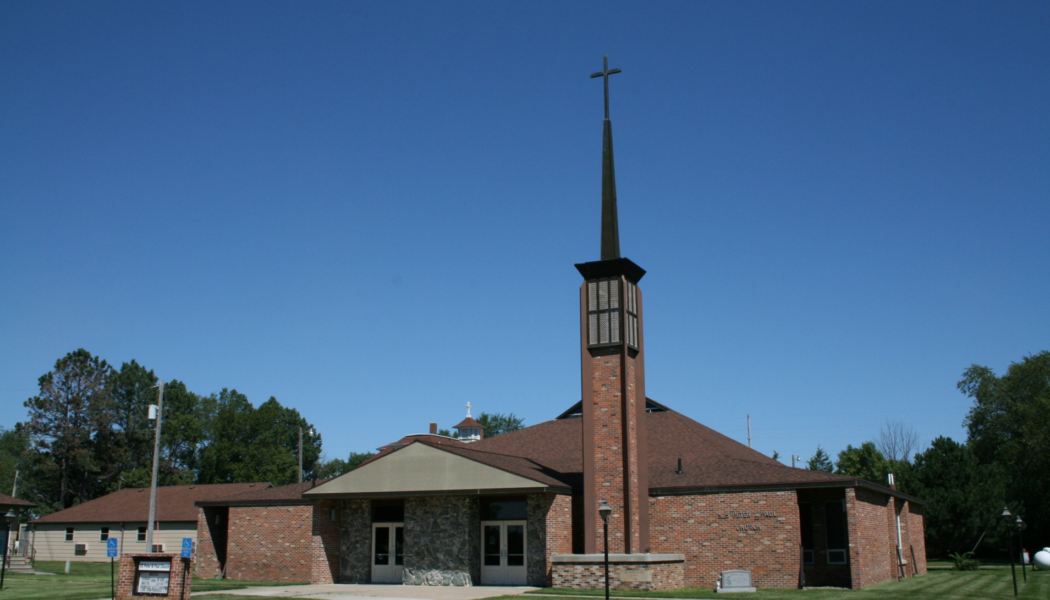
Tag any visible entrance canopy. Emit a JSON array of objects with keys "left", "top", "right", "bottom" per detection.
[{"left": 304, "top": 441, "right": 571, "bottom": 498}]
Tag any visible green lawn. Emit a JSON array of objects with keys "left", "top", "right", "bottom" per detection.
[
  {"left": 524, "top": 568, "right": 1049, "bottom": 600},
  {"left": 0, "top": 560, "right": 295, "bottom": 600}
]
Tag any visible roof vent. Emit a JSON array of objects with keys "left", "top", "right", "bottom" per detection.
[
  {"left": 675, "top": 458, "right": 683, "bottom": 475},
  {"left": 249, "top": 483, "right": 256, "bottom": 487}
]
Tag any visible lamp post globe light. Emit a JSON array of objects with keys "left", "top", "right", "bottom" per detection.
[
  {"left": 598, "top": 500, "right": 611, "bottom": 600},
  {"left": 1002, "top": 507, "right": 1018, "bottom": 596},
  {"left": 1, "top": 509, "right": 15, "bottom": 591},
  {"left": 1016, "top": 516, "right": 1027, "bottom": 583}
]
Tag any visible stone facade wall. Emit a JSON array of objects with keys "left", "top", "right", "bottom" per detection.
[
  {"left": 797, "top": 488, "right": 852, "bottom": 588},
  {"left": 116, "top": 554, "right": 193, "bottom": 600},
  {"left": 649, "top": 491, "right": 802, "bottom": 589},
  {"left": 552, "top": 561, "right": 684, "bottom": 591},
  {"left": 224, "top": 505, "right": 314, "bottom": 582},
  {"left": 339, "top": 499, "right": 372, "bottom": 583},
  {"left": 403, "top": 496, "right": 479, "bottom": 586}
]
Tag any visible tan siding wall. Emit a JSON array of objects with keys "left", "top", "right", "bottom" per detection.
[{"left": 32, "top": 522, "right": 197, "bottom": 562}]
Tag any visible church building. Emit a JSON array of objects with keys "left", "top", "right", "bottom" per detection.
[{"left": 195, "top": 58, "right": 926, "bottom": 591}]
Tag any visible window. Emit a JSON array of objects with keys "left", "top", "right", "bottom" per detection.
[
  {"left": 624, "top": 280, "right": 639, "bottom": 349},
  {"left": 825, "top": 501, "right": 848, "bottom": 564},
  {"left": 799, "top": 503, "right": 814, "bottom": 565},
  {"left": 152, "top": 544, "right": 164, "bottom": 553},
  {"left": 137, "top": 527, "right": 146, "bottom": 542},
  {"left": 65, "top": 527, "right": 74, "bottom": 542},
  {"left": 371, "top": 500, "right": 404, "bottom": 522},
  {"left": 100, "top": 527, "right": 109, "bottom": 541}
]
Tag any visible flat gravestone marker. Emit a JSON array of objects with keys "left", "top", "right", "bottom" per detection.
[{"left": 716, "top": 570, "right": 756, "bottom": 593}]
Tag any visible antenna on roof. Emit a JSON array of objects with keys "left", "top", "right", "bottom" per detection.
[{"left": 675, "top": 458, "right": 683, "bottom": 475}]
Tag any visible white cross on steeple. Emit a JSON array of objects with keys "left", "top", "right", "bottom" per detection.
[{"left": 466, "top": 402, "right": 472, "bottom": 418}]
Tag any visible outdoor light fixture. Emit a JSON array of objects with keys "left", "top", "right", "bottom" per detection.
[
  {"left": 599, "top": 500, "right": 611, "bottom": 600},
  {"left": 1002, "top": 507, "right": 1018, "bottom": 596}
]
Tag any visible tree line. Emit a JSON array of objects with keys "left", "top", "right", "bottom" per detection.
[
  {"left": 803, "top": 351, "right": 1049, "bottom": 559},
  {"left": 1, "top": 349, "right": 527, "bottom": 517},
  {"left": 1, "top": 349, "right": 340, "bottom": 515}
]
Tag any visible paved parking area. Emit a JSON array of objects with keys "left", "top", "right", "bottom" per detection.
[{"left": 195, "top": 583, "right": 537, "bottom": 600}]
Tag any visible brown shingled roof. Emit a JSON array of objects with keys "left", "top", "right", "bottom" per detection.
[
  {"left": 454, "top": 416, "right": 484, "bottom": 430},
  {"left": 32, "top": 483, "right": 267, "bottom": 524},
  {"left": 471, "top": 407, "right": 860, "bottom": 492},
  {"left": 0, "top": 493, "right": 36, "bottom": 510},
  {"left": 197, "top": 478, "right": 337, "bottom": 506}
]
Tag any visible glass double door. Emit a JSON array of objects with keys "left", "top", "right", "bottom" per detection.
[
  {"left": 480, "top": 520, "right": 526, "bottom": 585},
  {"left": 371, "top": 523, "right": 404, "bottom": 583}
]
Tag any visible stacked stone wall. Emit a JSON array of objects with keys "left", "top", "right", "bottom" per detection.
[
  {"left": 339, "top": 499, "right": 371, "bottom": 583},
  {"left": 403, "top": 496, "right": 479, "bottom": 585},
  {"left": 649, "top": 491, "right": 801, "bottom": 589}
]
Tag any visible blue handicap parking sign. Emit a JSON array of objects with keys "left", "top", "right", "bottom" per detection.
[
  {"left": 107, "top": 538, "right": 118, "bottom": 557},
  {"left": 181, "top": 537, "right": 193, "bottom": 558}
]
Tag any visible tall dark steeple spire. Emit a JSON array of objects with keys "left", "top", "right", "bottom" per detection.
[{"left": 591, "top": 55, "right": 622, "bottom": 261}]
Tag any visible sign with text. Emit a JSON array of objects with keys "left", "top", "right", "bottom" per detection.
[
  {"left": 106, "top": 538, "right": 118, "bottom": 558},
  {"left": 181, "top": 537, "right": 193, "bottom": 558},
  {"left": 136, "top": 559, "right": 172, "bottom": 596}
]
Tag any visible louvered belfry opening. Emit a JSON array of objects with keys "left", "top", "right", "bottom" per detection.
[{"left": 586, "top": 277, "right": 640, "bottom": 349}]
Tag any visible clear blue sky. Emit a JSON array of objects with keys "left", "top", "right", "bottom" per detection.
[{"left": 2, "top": 2, "right": 1047, "bottom": 469}]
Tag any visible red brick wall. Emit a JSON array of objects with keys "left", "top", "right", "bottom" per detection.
[
  {"left": 649, "top": 491, "right": 801, "bottom": 589},
  {"left": 904, "top": 502, "right": 926, "bottom": 576},
  {"left": 225, "top": 505, "right": 314, "bottom": 582},
  {"left": 310, "top": 501, "right": 340, "bottom": 584},
  {"left": 195, "top": 508, "right": 220, "bottom": 578},
  {"left": 116, "top": 554, "right": 193, "bottom": 600},
  {"left": 847, "top": 487, "right": 895, "bottom": 589},
  {"left": 545, "top": 493, "right": 574, "bottom": 585},
  {"left": 553, "top": 561, "right": 684, "bottom": 590}
]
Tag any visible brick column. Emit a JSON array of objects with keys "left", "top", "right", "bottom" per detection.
[{"left": 116, "top": 554, "right": 193, "bottom": 600}]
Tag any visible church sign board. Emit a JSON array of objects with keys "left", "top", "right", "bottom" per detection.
[{"left": 135, "top": 559, "right": 171, "bottom": 595}]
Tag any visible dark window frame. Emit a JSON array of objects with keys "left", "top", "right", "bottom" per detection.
[
  {"left": 65, "top": 527, "right": 74, "bottom": 542},
  {"left": 100, "top": 527, "right": 109, "bottom": 541}
]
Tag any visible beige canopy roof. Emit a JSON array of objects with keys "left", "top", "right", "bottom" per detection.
[{"left": 304, "top": 441, "right": 570, "bottom": 498}]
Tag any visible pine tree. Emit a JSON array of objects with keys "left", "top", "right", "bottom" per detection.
[{"left": 807, "top": 446, "right": 833, "bottom": 472}]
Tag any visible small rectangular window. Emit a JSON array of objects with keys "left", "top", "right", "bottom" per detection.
[
  {"left": 100, "top": 527, "right": 109, "bottom": 541},
  {"left": 65, "top": 527, "right": 74, "bottom": 542},
  {"left": 137, "top": 527, "right": 146, "bottom": 542},
  {"left": 799, "top": 503, "right": 814, "bottom": 565}
]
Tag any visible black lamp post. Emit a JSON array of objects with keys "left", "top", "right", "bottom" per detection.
[
  {"left": 0, "top": 509, "right": 15, "bottom": 591},
  {"left": 1002, "top": 507, "right": 1017, "bottom": 597},
  {"left": 1016, "top": 516, "right": 1027, "bottom": 583},
  {"left": 599, "top": 500, "right": 612, "bottom": 600}
]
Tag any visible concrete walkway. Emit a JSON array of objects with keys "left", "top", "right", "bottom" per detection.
[{"left": 194, "top": 583, "right": 537, "bottom": 600}]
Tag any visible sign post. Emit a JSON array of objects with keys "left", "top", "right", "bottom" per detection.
[{"left": 107, "top": 538, "right": 118, "bottom": 599}]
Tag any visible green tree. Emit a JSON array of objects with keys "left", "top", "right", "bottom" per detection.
[
  {"left": 24, "top": 349, "right": 114, "bottom": 510},
  {"left": 317, "top": 451, "right": 376, "bottom": 478},
  {"left": 0, "top": 426, "right": 31, "bottom": 498},
  {"left": 900, "top": 437, "right": 1006, "bottom": 558},
  {"left": 101, "top": 360, "right": 159, "bottom": 491},
  {"left": 835, "top": 442, "right": 889, "bottom": 485},
  {"left": 807, "top": 446, "right": 833, "bottom": 472},
  {"left": 959, "top": 351, "right": 1050, "bottom": 546},
  {"left": 477, "top": 412, "right": 524, "bottom": 438}
]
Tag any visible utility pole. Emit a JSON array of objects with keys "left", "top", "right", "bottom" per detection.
[
  {"left": 146, "top": 380, "right": 164, "bottom": 554},
  {"left": 298, "top": 427, "right": 304, "bottom": 484},
  {"left": 11, "top": 471, "right": 17, "bottom": 497}
]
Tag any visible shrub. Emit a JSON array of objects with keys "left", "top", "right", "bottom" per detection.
[{"left": 949, "top": 551, "right": 981, "bottom": 571}]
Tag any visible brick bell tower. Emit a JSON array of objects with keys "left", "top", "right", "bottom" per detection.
[{"left": 577, "top": 55, "right": 650, "bottom": 555}]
